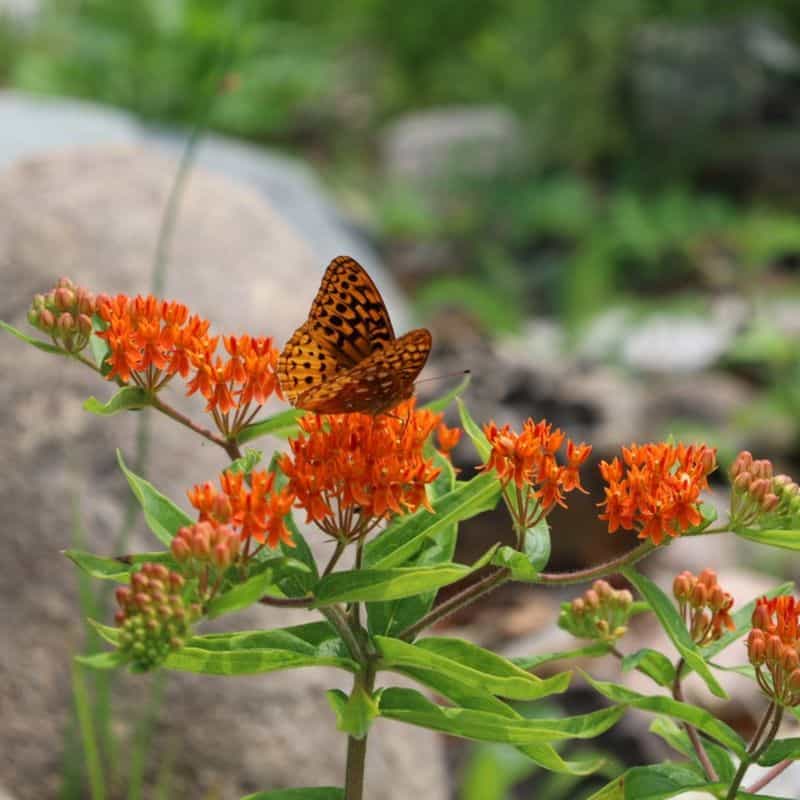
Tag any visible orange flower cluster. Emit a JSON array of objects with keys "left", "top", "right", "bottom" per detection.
[
  {"left": 97, "top": 294, "right": 211, "bottom": 388},
  {"left": 673, "top": 568, "right": 735, "bottom": 646},
  {"left": 481, "top": 419, "right": 591, "bottom": 529},
  {"left": 97, "top": 294, "right": 281, "bottom": 435},
  {"left": 748, "top": 595, "right": 800, "bottom": 706},
  {"left": 280, "top": 399, "right": 449, "bottom": 541},
  {"left": 186, "top": 334, "right": 281, "bottom": 437},
  {"left": 598, "top": 443, "right": 716, "bottom": 546},
  {"left": 187, "top": 469, "right": 295, "bottom": 552}
]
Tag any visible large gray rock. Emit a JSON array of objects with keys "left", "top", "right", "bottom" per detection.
[{"left": 0, "top": 139, "right": 447, "bottom": 797}]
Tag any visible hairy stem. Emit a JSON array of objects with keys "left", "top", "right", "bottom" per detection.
[
  {"left": 745, "top": 759, "right": 792, "bottom": 794},
  {"left": 321, "top": 605, "right": 366, "bottom": 663},
  {"left": 398, "top": 567, "right": 510, "bottom": 642},
  {"left": 536, "top": 541, "right": 655, "bottom": 586},
  {"left": 672, "top": 658, "right": 717, "bottom": 782},
  {"left": 148, "top": 395, "right": 230, "bottom": 452},
  {"left": 726, "top": 702, "right": 783, "bottom": 800}
]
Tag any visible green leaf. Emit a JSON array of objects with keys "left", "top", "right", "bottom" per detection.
[
  {"left": 205, "top": 558, "right": 312, "bottom": 619},
  {"left": 378, "top": 687, "right": 623, "bottom": 744},
  {"left": 421, "top": 372, "right": 471, "bottom": 413},
  {"left": 649, "top": 716, "right": 736, "bottom": 783},
  {"left": 457, "top": 397, "right": 491, "bottom": 460},
  {"left": 587, "top": 763, "right": 703, "bottom": 800},
  {"left": 0, "top": 319, "right": 64, "bottom": 354},
  {"left": 622, "top": 567, "right": 726, "bottom": 699},
  {"left": 227, "top": 448, "right": 263, "bottom": 475},
  {"left": 759, "top": 736, "right": 800, "bottom": 766},
  {"left": 266, "top": 452, "right": 318, "bottom": 590},
  {"left": 89, "top": 314, "right": 111, "bottom": 373},
  {"left": 367, "top": 451, "right": 460, "bottom": 637},
  {"left": 513, "top": 642, "right": 613, "bottom": 670},
  {"left": 582, "top": 674, "right": 746, "bottom": 757},
  {"left": 518, "top": 742, "right": 608, "bottom": 776},
  {"left": 490, "top": 519, "right": 550, "bottom": 581},
  {"left": 117, "top": 449, "right": 193, "bottom": 545},
  {"left": 622, "top": 648, "right": 676, "bottom": 687},
  {"left": 315, "top": 546, "right": 498, "bottom": 606},
  {"left": 83, "top": 387, "right": 150, "bottom": 415},
  {"left": 364, "top": 471, "right": 502, "bottom": 570},
  {"left": 237, "top": 408, "right": 304, "bottom": 444},
  {"left": 376, "top": 636, "right": 570, "bottom": 701},
  {"left": 74, "top": 651, "right": 126, "bottom": 670},
  {"left": 241, "top": 789, "right": 343, "bottom": 800},
  {"left": 87, "top": 619, "right": 121, "bottom": 646},
  {"left": 735, "top": 528, "right": 800, "bottom": 551},
  {"left": 163, "top": 622, "right": 357, "bottom": 675},
  {"left": 326, "top": 687, "right": 380, "bottom": 740},
  {"left": 64, "top": 549, "right": 176, "bottom": 582}
]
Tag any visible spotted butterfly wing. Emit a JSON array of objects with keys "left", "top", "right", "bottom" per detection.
[{"left": 277, "top": 256, "right": 431, "bottom": 414}]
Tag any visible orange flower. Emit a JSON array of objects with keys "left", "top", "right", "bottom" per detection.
[
  {"left": 186, "top": 334, "right": 281, "bottom": 437},
  {"left": 279, "top": 399, "right": 443, "bottom": 541},
  {"left": 188, "top": 468, "right": 295, "bottom": 553},
  {"left": 436, "top": 423, "right": 461, "bottom": 455},
  {"left": 598, "top": 443, "right": 716, "bottom": 546},
  {"left": 748, "top": 595, "right": 800, "bottom": 706},
  {"left": 97, "top": 294, "right": 213, "bottom": 391},
  {"left": 480, "top": 419, "right": 591, "bottom": 530}
]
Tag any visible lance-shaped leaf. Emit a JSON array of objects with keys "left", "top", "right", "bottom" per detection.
[
  {"left": 376, "top": 636, "right": 570, "bottom": 701},
  {"left": 266, "top": 452, "right": 318, "bottom": 589},
  {"left": 622, "top": 567, "right": 725, "bottom": 699},
  {"left": 735, "top": 527, "right": 800, "bottom": 551},
  {"left": 582, "top": 674, "right": 746, "bottom": 757},
  {"left": 758, "top": 736, "right": 800, "bottom": 766},
  {"left": 162, "top": 622, "right": 357, "bottom": 676},
  {"left": 513, "top": 642, "right": 614, "bottom": 670},
  {"left": 75, "top": 651, "right": 126, "bottom": 670},
  {"left": 84, "top": 387, "right": 150, "bottom": 416},
  {"left": 622, "top": 648, "right": 676, "bottom": 687},
  {"left": 367, "top": 452, "right": 460, "bottom": 637},
  {"left": 518, "top": 742, "right": 609, "bottom": 777},
  {"left": 65, "top": 549, "right": 176, "bottom": 582},
  {"left": 206, "top": 558, "right": 312, "bottom": 619},
  {"left": 237, "top": 408, "right": 304, "bottom": 444},
  {"left": 241, "top": 789, "right": 343, "bottom": 800},
  {"left": 364, "top": 471, "right": 502, "bottom": 570},
  {"left": 421, "top": 372, "right": 471, "bottom": 413},
  {"left": 227, "top": 448, "right": 263, "bottom": 475},
  {"left": 0, "top": 319, "right": 64, "bottom": 354},
  {"left": 314, "top": 545, "right": 498, "bottom": 606},
  {"left": 377, "top": 687, "right": 623, "bottom": 744},
  {"left": 117, "top": 449, "right": 193, "bottom": 545},
  {"left": 649, "top": 716, "right": 735, "bottom": 783}
]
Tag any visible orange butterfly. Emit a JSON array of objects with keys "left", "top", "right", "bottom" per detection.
[{"left": 277, "top": 256, "right": 432, "bottom": 415}]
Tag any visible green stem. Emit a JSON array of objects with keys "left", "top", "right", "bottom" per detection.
[
  {"left": 321, "top": 605, "right": 366, "bottom": 663},
  {"left": 71, "top": 661, "right": 106, "bottom": 800},
  {"left": 344, "top": 663, "right": 376, "bottom": 800},
  {"left": 536, "top": 541, "right": 655, "bottom": 586},
  {"left": 398, "top": 567, "right": 510, "bottom": 642}
]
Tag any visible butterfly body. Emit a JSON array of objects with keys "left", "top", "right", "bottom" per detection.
[{"left": 277, "top": 256, "right": 431, "bottom": 414}]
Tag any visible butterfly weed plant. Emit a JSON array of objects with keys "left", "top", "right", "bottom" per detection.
[{"left": 6, "top": 265, "right": 800, "bottom": 800}]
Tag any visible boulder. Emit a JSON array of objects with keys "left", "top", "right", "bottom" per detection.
[{"left": 0, "top": 137, "right": 447, "bottom": 798}]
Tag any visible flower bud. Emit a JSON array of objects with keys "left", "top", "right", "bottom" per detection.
[
  {"left": 750, "top": 478, "right": 770, "bottom": 500},
  {"left": 571, "top": 598, "right": 585, "bottom": 615},
  {"left": 131, "top": 572, "right": 150, "bottom": 591},
  {"left": 593, "top": 580, "right": 613, "bottom": 600},
  {"left": 698, "top": 569, "right": 717, "bottom": 588},
  {"left": 762, "top": 493, "right": 780, "bottom": 512},
  {"left": 789, "top": 668, "right": 800, "bottom": 693},
  {"left": 690, "top": 583, "right": 708, "bottom": 608},
  {"left": 57, "top": 277, "right": 75, "bottom": 290},
  {"left": 747, "top": 629, "right": 766, "bottom": 665},
  {"left": 211, "top": 542, "right": 232, "bottom": 569},
  {"left": 78, "top": 313, "right": 93, "bottom": 338},
  {"left": 673, "top": 572, "right": 692, "bottom": 600},
  {"left": 584, "top": 589, "right": 600, "bottom": 610},
  {"left": 171, "top": 537, "right": 191, "bottom": 562},
  {"left": 730, "top": 451, "right": 753, "bottom": 479},
  {"left": 701, "top": 448, "right": 717, "bottom": 475},
  {"left": 752, "top": 459, "right": 774, "bottom": 480},
  {"left": 39, "top": 308, "right": 56, "bottom": 330},
  {"left": 54, "top": 286, "right": 75, "bottom": 311},
  {"left": 766, "top": 634, "right": 783, "bottom": 664},
  {"left": 782, "top": 645, "right": 799, "bottom": 673}
]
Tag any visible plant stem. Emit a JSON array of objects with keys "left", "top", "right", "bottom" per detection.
[
  {"left": 726, "top": 702, "right": 783, "bottom": 800},
  {"left": 672, "top": 658, "right": 717, "bottom": 782},
  {"left": 258, "top": 595, "right": 313, "bottom": 608},
  {"left": 321, "top": 605, "right": 366, "bottom": 663},
  {"left": 745, "top": 759, "right": 792, "bottom": 793},
  {"left": 536, "top": 541, "right": 655, "bottom": 586},
  {"left": 344, "top": 663, "right": 376, "bottom": 800},
  {"left": 322, "top": 541, "right": 346, "bottom": 577},
  {"left": 397, "top": 567, "right": 510, "bottom": 642},
  {"left": 148, "top": 394, "right": 230, "bottom": 452}
]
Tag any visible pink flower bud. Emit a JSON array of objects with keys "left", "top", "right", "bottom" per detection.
[
  {"left": 39, "top": 308, "right": 56, "bottom": 330},
  {"left": 584, "top": 589, "right": 600, "bottom": 610},
  {"left": 593, "top": 580, "right": 613, "bottom": 600},
  {"left": 56, "top": 277, "right": 75, "bottom": 290},
  {"left": 168, "top": 572, "right": 185, "bottom": 591},
  {"left": 690, "top": 583, "right": 708, "bottom": 608},
  {"left": 54, "top": 287, "right": 75, "bottom": 311},
  {"left": 761, "top": 493, "right": 780, "bottom": 512},
  {"left": 750, "top": 478, "right": 770, "bottom": 500},
  {"left": 171, "top": 537, "right": 191, "bottom": 562},
  {"left": 115, "top": 586, "right": 132, "bottom": 608},
  {"left": 78, "top": 314, "right": 93, "bottom": 337},
  {"left": 766, "top": 634, "right": 783, "bottom": 664},
  {"left": 571, "top": 598, "right": 585, "bottom": 615},
  {"left": 747, "top": 630, "right": 766, "bottom": 665},
  {"left": 730, "top": 451, "right": 753, "bottom": 478},
  {"left": 131, "top": 572, "right": 150, "bottom": 591},
  {"left": 698, "top": 569, "right": 717, "bottom": 588},
  {"left": 211, "top": 543, "right": 231, "bottom": 569}
]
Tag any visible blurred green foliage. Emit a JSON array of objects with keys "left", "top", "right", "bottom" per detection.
[{"left": 4, "top": 0, "right": 800, "bottom": 333}]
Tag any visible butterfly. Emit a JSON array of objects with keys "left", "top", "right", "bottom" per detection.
[{"left": 277, "top": 256, "right": 432, "bottom": 415}]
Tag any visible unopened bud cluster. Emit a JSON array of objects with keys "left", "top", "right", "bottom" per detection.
[
  {"left": 559, "top": 580, "right": 633, "bottom": 643},
  {"left": 747, "top": 596, "right": 800, "bottom": 707},
  {"left": 673, "top": 569, "right": 734, "bottom": 646},
  {"left": 27, "top": 278, "right": 99, "bottom": 353},
  {"left": 114, "top": 562, "right": 200, "bottom": 671},
  {"left": 171, "top": 521, "right": 241, "bottom": 572},
  {"left": 730, "top": 451, "right": 800, "bottom": 529}
]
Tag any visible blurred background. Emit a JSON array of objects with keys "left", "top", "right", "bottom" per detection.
[{"left": 2, "top": 1, "right": 800, "bottom": 798}]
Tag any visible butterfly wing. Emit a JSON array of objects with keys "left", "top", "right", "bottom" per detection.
[
  {"left": 277, "top": 322, "right": 343, "bottom": 406},
  {"left": 306, "top": 255, "right": 396, "bottom": 363},
  {"left": 292, "top": 328, "right": 432, "bottom": 414}
]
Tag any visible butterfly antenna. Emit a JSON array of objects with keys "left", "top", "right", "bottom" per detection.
[{"left": 415, "top": 369, "right": 471, "bottom": 386}]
